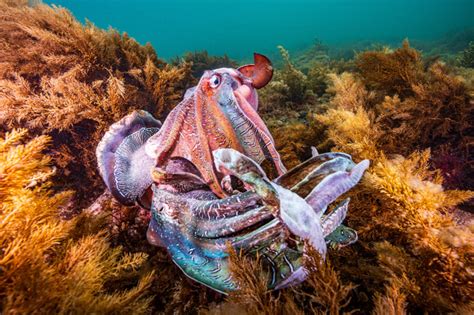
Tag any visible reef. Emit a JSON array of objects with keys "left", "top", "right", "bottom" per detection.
[{"left": 0, "top": 1, "right": 473, "bottom": 314}]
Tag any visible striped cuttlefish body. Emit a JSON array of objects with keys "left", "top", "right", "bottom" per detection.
[{"left": 96, "top": 54, "right": 369, "bottom": 293}]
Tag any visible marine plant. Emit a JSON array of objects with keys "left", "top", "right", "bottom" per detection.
[
  {"left": 0, "top": 0, "right": 192, "bottom": 211},
  {"left": 314, "top": 74, "right": 474, "bottom": 313},
  {"left": 356, "top": 40, "right": 424, "bottom": 97},
  {"left": 0, "top": 1, "right": 472, "bottom": 313},
  {"left": 251, "top": 41, "right": 474, "bottom": 313},
  {"left": 177, "top": 50, "right": 238, "bottom": 78},
  {"left": 0, "top": 129, "right": 154, "bottom": 313},
  {"left": 220, "top": 244, "right": 355, "bottom": 315},
  {"left": 276, "top": 45, "right": 310, "bottom": 104},
  {"left": 291, "top": 38, "right": 330, "bottom": 72},
  {"left": 355, "top": 41, "right": 474, "bottom": 192},
  {"left": 458, "top": 41, "right": 474, "bottom": 68}
]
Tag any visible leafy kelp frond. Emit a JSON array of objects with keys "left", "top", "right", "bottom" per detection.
[
  {"left": 373, "top": 62, "right": 472, "bottom": 156},
  {"left": 259, "top": 46, "right": 315, "bottom": 114},
  {"left": 0, "top": 130, "right": 154, "bottom": 313},
  {"left": 0, "top": 129, "right": 51, "bottom": 199},
  {"left": 266, "top": 115, "right": 327, "bottom": 169},
  {"left": 307, "top": 62, "right": 331, "bottom": 96},
  {"left": 143, "top": 58, "right": 193, "bottom": 117},
  {"left": 324, "top": 58, "right": 474, "bottom": 193},
  {"left": 372, "top": 280, "right": 407, "bottom": 315},
  {"left": 316, "top": 107, "right": 381, "bottom": 161},
  {"left": 326, "top": 72, "right": 374, "bottom": 111},
  {"left": 224, "top": 243, "right": 357, "bottom": 314},
  {"left": 277, "top": 45, "right": 310, "bottom": 104}
]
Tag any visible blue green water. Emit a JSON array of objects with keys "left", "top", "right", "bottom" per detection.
[{"left": 46, "top": 0, "right": 473, "bottom": 60}]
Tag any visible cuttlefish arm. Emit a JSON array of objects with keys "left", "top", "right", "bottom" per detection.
[
  {"left": 234, "top": 53, "right": 286, "bottom": 174},
  {"left": 148, "top": 148, "right": 368, "bottom": 294},
  {"left": 213, "top": 148, "right": 370, "bottom": 253},
  {"left": 151, "top": 186, "right": 287, "bottom": 255},
  {"left": 145, "top": 85, "right": 245, "bottom": 198},
  {"left": 213, "top": 148, "right": 327, "bottom": 255},
  {"left": 304, "top": 160, "right": 370, "bottom": 216},
  {"left": 146, "top": 53, "right": 286, "bottom": 199},
  {"left": 274, "top": 152, "right": 353, "bottom": 189},
  {"left": 149, "top": 158, "right": 277, "bottom": 239}
]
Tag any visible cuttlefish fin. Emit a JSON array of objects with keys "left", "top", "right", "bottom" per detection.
[
  {"left": 96, "top": 110, "right": 161, "bottom": 205},
  {"left": 238, "top": 53, "right": 273, "bottom": 89}
]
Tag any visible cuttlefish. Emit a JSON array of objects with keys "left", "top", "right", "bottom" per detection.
[{"left": 96, "top": 53, "right": 369, "bottom": 293}]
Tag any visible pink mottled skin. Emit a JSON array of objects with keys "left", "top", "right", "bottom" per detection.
[{"left": 145, "top": 54, "right": 286, "bottom": 198}]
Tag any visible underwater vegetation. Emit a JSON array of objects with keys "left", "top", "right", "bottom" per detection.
[
  {"left": 264, "top": 41, "right": 474, "bottom": 193},
  {"left": 0, "top": 0, "right": 193, "bottom": 213},
  {"left": 0, "top": 129, "right": 153, "bottom": 313},
  {"left": 174, "top": 50, "right": 238, "bottom": 79},
  {"left": 458, "top": 41, "right": 474, "bottom": 68},
  {"left": 261, "top": 40, "right": 474, "bottom": 313},
  {"left": 0, "top": 1, "right": 473, "bottom": 314}
]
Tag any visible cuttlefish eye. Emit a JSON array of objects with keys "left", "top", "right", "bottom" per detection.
[{"left": 209, "top": 74, "right": 221, "bottom": 88}]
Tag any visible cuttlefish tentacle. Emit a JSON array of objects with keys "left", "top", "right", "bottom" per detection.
[
  {"left": 190, "top": 205, "right": 273, "bottom": 238},
  {"left": 274, "top": 152, "right": 353, "bottom": 188},
  {"left": 231, "top": 90, "right": 287, "bottom": 175},
  {"left": 191, "top": 191, "right": 261, "bottom": 219},
  {"left": 321, "top": 198, "right": 350, "bottom": 236},
  {"left": 150, "top": 161, "right": 279, "bottom": 240},
  {"left": 149, "top": 157, "right": 280, "bottom": 239},
  {"left": 213, "top": 148, "right": 327, "bottom": 255},
  {"left": 145, "top": 97, "right": 195, "bottom": 170},
  {"left": 145, "top": 55, "right": 284, "bottom": 200},
  {"left": 206, "top": 219, "right": 287, "bottom": 251},
  {"left": 149, "top": 186, "right": 288, "bottom": 293},
  {"left": 150, "top": 196, "right": 236, "bottom": 293},
  {"left": 152, "top": 185, "right": 263, "bottom": 220},
  {"left": 150, "top": 160, "right": 288, "bottom": 251},
  {"left": 290, "top": 157, "right": 355, "bottom": 193},
  {"left": 305, "top": 160, "right": 370, "bottom": 216}
]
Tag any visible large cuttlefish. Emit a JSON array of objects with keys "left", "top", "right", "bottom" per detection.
[{"left": 96, "top": 53, "right": 369, "bottom": 293}]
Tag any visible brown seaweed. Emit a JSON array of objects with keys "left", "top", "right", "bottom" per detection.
[
  {"left": 0, "top": 130, "right": 154, "bottom": 313},
  {"left": 0, "top": 0, "right": 193, "bottom": 212},
  {"left": 0, "top": 1, "right": 473, "bottom": 313}
]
